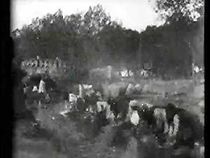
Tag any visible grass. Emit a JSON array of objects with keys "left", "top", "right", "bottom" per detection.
[{"left": 13, "top": 78, "right": 204, "bottom": 158}]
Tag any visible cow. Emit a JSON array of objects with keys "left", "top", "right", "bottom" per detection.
[
  {"left": 107, "top": 94, "right": 131, "bottom": 123},
  {"left": 169, "top": 106, "right": 204, "bottom": 149},
  {"left": 132, "top": 102, "right": 155, "bottom": 129},
  {"left": 149, "top": 103, "right": 203, "bottom": 148},
  {"left": 126, "top": 101, "right": 154, "bottom": 126},
  {"left": 76, "top": 97, "right": 87, "bottom": 112},
  {"left": 130, "top": 110, "right": 140, "bottom": 126},
  {"left": 96, "top": 101, "right": 109, "bottom": 113},
  {"left": 153, "top": 107, "right": 169, "bottom": 134},
  {"left": 68, "top": 93, "right": 78, "bottom": 104},
  {"left": 84, "top": 92, "right": 100, "bottom": 113},
  {"left": 125, "top": 100, "right": 139, "bottom": 122},
  {"left": 96, "top": 101, "right": 115, "bottom": 122}
]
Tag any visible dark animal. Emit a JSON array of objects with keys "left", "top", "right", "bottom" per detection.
[
  {"left": 136, "top": 105, "right": 156, "bottom": 128},
  {"left": 172, "top": 107, "right": 204, "bottom": 148},
  {"left": 43, "top": 77, "right": 57, "bottom": 91},
  {"left": 136, "top": 103, "right": 204, "bottom": 148},
  {"left": 156, "top": 103, "right": 204, "bottom": 148},
  {"left": 107, "top": 95, "right": 131, "bottom": 122},
  {"left": 93, "top": 110, "right": 110, "bottom": 136},
  {"left": 77, "top": 97, "right": 87, "bottom": 112},
  {"left": 84, "top": 92, "right": 99, "bottom": 112}
]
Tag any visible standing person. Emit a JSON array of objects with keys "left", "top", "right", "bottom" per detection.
[
  {"left": 55, "top": 57, "right": 61, "bottom": 68},
  {"left": 37, "top": 56, "right": 40, "bottom": 67},
  {"left": 38, "top": 78, "right": 46, "bottom": 94}
]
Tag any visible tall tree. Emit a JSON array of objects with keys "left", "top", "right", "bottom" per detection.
[
  {"left": 145, "top": 0, "right": 204, "bottom": 78},
  {"left": 151, "top": 0, "right": 204, "bottom": 24}
]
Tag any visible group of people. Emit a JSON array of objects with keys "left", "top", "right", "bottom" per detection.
[{"left": 21, "top": 56, "right": 62, "bottom": 69}]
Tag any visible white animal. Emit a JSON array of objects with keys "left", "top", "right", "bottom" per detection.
[
  {"left": 170, "top": 114, "right": 179, "bottom": 137},
  {"left": 125, "top": 100, "right": 139, "bottom": 121},
  {"left": 68, "top": 93, "right": 78, "bottom": 104},
  {"left": 130, "top": 111, "right": 140, "bottom": 126},
  {"left": 140, "top": 69, "right": 149, "bottom": 78},
  {"left": 96, "top": 101, "right": 115, "bottom": 121},
  {"left": 105, "top": 105, "right": 115, "bottom": 121},
  {"left": 129, "top": 100, "right": 139, "bottom": 107},
  {"left": 96, "top": 101, "right": 109, "bottom": 112},
  {"left": 153, "top": 108, "right": 169, "bottom": 133}
]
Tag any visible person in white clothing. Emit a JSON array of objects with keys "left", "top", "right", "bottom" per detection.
[{"left": 38, "top": 79, "right": 46, "bottom": 93}]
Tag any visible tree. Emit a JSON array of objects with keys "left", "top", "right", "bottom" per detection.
[
  {"left": 151, "top": 0, "right": 204, "bottom": 24},
  {"left": 144, "top": 0, "right": 204, "bottom": 78},
  {"left": 12, "top": 5, "right": 128, "bottom": 82},
  {"left": 82, "top": 4, "right": 112, "bottom": 36}
]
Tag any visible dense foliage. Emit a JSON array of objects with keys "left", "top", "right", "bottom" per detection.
[{"left": 12, "top": 2, "right": 204, "bottom": 79}]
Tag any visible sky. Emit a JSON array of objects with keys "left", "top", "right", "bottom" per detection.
[{"left": 11, "top": 0, "right": 164, "bottom": 32}]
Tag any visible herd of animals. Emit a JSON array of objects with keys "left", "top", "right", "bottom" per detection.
[{"left": 16, "top": 73, "right": 204, "bottom": 157}]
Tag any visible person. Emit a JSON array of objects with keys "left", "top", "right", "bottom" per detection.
[
  {"left": 37, "top": 56, "right": 40, "bottom": 67},
  {"left": 38, "top": 78, "right": 46, "bottom": 94}
]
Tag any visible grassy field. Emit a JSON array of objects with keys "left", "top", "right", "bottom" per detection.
[{"left": 13, "top": 78, "right": 204, "bottom": 158}]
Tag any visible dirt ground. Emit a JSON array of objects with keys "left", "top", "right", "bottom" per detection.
[{"left": 13, "top": 79, "right": 204, "bottom": 158}]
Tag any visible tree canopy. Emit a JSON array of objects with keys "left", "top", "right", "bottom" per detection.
[
  {"left": 151, "top": 0, "right": 204, "bottom": 24},
  {"left": 12, "top": 3, "right": 204, "bottom": 80}
]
